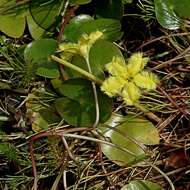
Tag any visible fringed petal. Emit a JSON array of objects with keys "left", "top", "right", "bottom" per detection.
[
  {"left": 121, "top": 82, "right": 141, "bottom": 105},
  {"left": 126, "top": 52, "right": 149, "bottom": 76},
  {"left": 101, "top": 76, "right": 126, "bottom": 97},
  {"left": 133, "top": 71, "right": 159, "bottom": 90}
]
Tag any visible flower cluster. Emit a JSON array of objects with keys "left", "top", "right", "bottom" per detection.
[
  {"left": 101, "top": 53, "right": 159, "bottom": 105},
  {"left": 59, "top": 31, "right": 103, "bottom": 60}
]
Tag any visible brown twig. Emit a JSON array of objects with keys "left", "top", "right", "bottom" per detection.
[
  {"left": 158, "top": 86, "right": 190, "bottom": 119},
  {"left": 136, "top": 32, "right": 190, "bottom": 50},
  {"left": 134, "top": 103, "right": 161, "bottom": 123},
  {"left": 98, "top": 144, "right": 115, "bottom": 190},
  {"left": 29, "top": 127, "right": 89, "bottom": 190},
  {"left": 29, "top": 140, "right": 38, "bottom": 190},
  {"left": 157, "top": 111, "right": 181, "bottom": 132},
  {"left": 151, "top": 45, "right": 190, "bottom": 71},
  {"left": 56, "top": 4, "right": 79, "bottom": 80},
  {"left": 57, "top": 5, "right": 79, "bottom": 43}
]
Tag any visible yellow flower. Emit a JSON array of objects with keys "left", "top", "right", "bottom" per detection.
[
  {"left": 133, "top": 71, "right": 159, "bottom": 90},
  {"left": 101, "top": 53, "right": 159, "bottom": 105},
  {"left": 79, "top": 31, "right": 103, "bottom": 58},
  {"left": 59, "top": 43, "right": 79, "bottom": 54},
  {"left": 101, "top": 76, "right": 126, "bottom": 97},
  {"left": 121, "top": 82, "right": 141, "bottom": 105},
  {"left": 59, "top": 43, "right": 80, "bottom": 61},
  {"left": 105, "top": 56, "right": 128, "bottom": 78},
  {"left": 59, "top": 31, "right": 103, "bottom": 59},
  {"left": 126, "top": 52, "right": 149, "bottom": 76}
]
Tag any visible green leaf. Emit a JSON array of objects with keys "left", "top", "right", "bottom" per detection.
[
  {"left": 121, "top": 180, "right": 163, "bottom": 190},
  {"left": 39, "top": 107, "right": 61, "bottom": 125},
  {"left": 69, "top": 0, "right": 91, "bottom": 5},
  {"left": 154, "top": 0, "right": 181, "bottom": 30},
  {"left": 169, "top": 0, "right": 190, "bottom": 18},
  {"left": 94, "top": 0, "right": 124, "bottom": 20},
  {"left": 54, "top": 97, "right": 84, "bottom": 127},
  {"left": 64, "top": 55, "right": 87, "bottom": 78},
  {"left": 27, "top": 14, "right": 46, "bottom": 40},
  {"left": 64, "top": 14, "right": 93, "bottom": 42},
  {"left": 100, "top": 114, "right": 159, "bottom": 166},
  {"left": 55, "top": 78, "right": 112, "bottom": 127},
  {"left": 24, "top": 39, "right": 59, "bottom": 78},
  {"left": 64, "top": 16, "right": 122, "bottom": 42},
  {"left": 31, "top": 108, "right": 61, "bottom": 132},
  {"left": 31, "top": 112, "right": 49, "bottom": 132},
  {"left": 51, "top": 78, "right": 63, "bottom": 89},
  {"left": 89, "top": 39, "right": 123, "bottom": 78},
  {"left": 29, "top": 0, "right": 63, "bottom": 31},
  {"left": 0, "top": 0, "right": 27, "bottom": 38},
  {"left": 81, "top": 18, "right": 123, "bottom": 42},
  {"left": 0, "top": 14, "right": 25, "bottom": 38}
]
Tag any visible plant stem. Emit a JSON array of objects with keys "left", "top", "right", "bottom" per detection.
[
  {"left": 134, "top": 103, "right": 161, "bottom": 123},
  {"left": 63, "top": 133, "right": 137, "bottom": 156},
  {"left": 85, "top": 54, "right": 100, "bottom": 128},
  {"left": 51, "top": 55, "right": 103, "bottom": 85}
]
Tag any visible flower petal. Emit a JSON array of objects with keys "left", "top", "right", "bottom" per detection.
[
  {"left": 88, "top": 31, "right": 104, "bottom": 45},
  {"left": 59, "top": 31, "right": 103, "bottom": 59},
  {"left": 101, "top": 76, "right": 125, "bottom": 97},
  {"left": 79, "top": 31, "right": 103, "bottom": 58},
  {"left": 126, "top": 52, "right": 149, "bottom": 76},
  {"left": 60, "top": 52, "right": 74, "bottom": 61},
  {"left": 121, "top": 82, "right": 141, "bottom": 105},
  {"left": 59, "top": 43, "right": 80, "bottom": 54},
  {"left": 105, "top": 56, "right": 128, "bottom": 78},
  {"left": 133, "top": 71, "right": 159, "bottom": 90}
]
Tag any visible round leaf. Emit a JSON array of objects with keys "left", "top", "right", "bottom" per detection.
[
  {"left": 89, "top": 39, "right": 123, "bottom": 78},
  {"left": 64, "top": 14, "right": 93, "bottom": 42},
  {"left": 27, "top": 14, "right": 46, "bottom": 40},
  {"left": 81, "top": 18, "right": 123, "bottom": 42},
  {"left": 55, "top": 78, "right": 112, "bottom": 127},
  {"left": 0, "top": 14, "right": 25, "bottom": 38},
  {"left": 154, "top": 0, "right": 181, "bottom": 30},
  {"left": 29, "top": 0, "right": 62, "bottom": 31},
  {"left": 55, "top": 97, "right": 91, "bottom": 127},
  {"left": 24, "top": 39, "right": 59, "bottom": 78},
  {"left": 121, "top": 180, "right": 163, "bottom": 190},
  {"left": 105, "top": 114, "right": 160, "bottom": 145},
  {"left": 64, "top": 16, "right": 122, "bottom": 42},
  {"left": 100, "top": 114, "right": 159, "bottom": 166}
]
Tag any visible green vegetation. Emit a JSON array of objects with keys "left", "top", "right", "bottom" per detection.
[{"left": 0, "top": 0, "right": 190, "bottom": 189}]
